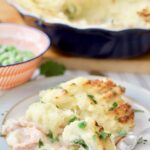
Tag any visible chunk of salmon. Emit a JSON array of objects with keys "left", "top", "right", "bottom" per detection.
[
  {"left": 1, "top": 118, "right": 37, "bottom": 136},
  {"left": 1, "top": 119, "right": 46, "bottom": 150}
]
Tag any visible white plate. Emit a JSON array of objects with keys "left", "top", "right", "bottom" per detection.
[{"left": 0, "top": 75, "right": 150, "bottom": 150}]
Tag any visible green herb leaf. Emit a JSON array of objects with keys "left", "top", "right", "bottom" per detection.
[
  {"left": 40, "top": 60, "right": 66, "bottom": 77},
  {"left": 133, "top": 109, "right": 144, "bottom": 113},
  {"left": 87, "top": 94, "right": 97, "bottom": 104},
  {"left": 73, "top": 139, "right": 89, "bottom": 150},
  {"left": 69, "top": 116, "right": 78, "bottom": 124},
  {"left": 78, "top": 121, "right": 87, "bottom": 129},
  {"left": 98, "top": 131, "right": 111, "bottom": 140},
  {"left": 47, "top": 130, "right": 58, "bottom": 143},
  {"left": 47, "top": 130, "right": 53, "bottom": 139},
  {"left": 117, "top": 130, "right": 127, "bottom": 137},
  {"left": 38, "top": 139, "right": 44, "bottom": 148},
  {"left": 109, "top": 102, "right": 118, "bottom": 111}
]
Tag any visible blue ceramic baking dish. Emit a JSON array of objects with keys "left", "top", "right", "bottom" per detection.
[
  {"left": 36, "top": 21, "right": 150, "bottom": 58},
  {"left": 8, "top": 0, "right": 150, "bottom": 58}
]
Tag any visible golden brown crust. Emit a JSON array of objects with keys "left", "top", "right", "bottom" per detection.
[
  {"left": 61, "top": 78, "right": 134, "bottom": 132},
  {"left": 138, "top": 8, "right": 150, "bottom": 22},
  {"left": 114, "top": 103, "right": 134, "bottom": 124},
  {"left": 84, "top": 79, "right": 125, "bottom": 100},
  {"left": 101, "top": 86, "right": 125, "bottom": 100},
  {"left": 85, "top": 79, "right": 115, "bottom": 89}
]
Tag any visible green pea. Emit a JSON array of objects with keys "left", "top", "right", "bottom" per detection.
[
  {"left": 15, "top": 55, "right": 23, "bottom": 63},
  {"left": 11, "top": 50, "right": 18, "bottom": 56},
  {"left": 0, "top": 46, "right": 6, "bottom": 54},
  {"left": 0, "top": 45, "right": 34, "bottom": 66},
  {"left": 9, "top": 57, "right": 17, "bottom": 64},
  {"left": 23, "top": 56, "right": 30, "bottom": 61},
  {"left": 0, "top": 55, "right": 6, "bottom": 63},
  {"left": 23, "top": 51, "right": 34, "bottom": 58},
  {"left": 5, "top": 46, "right": 16, "bottom": 52},
  {"left": 0, "top": 53, "right": 9, "bottom": 62},
  {"left": 2, "top": 59, "right": 10, "bottom": 66},
  {"left": 78, "top": 121, "right": 87, "bottom": 129}
]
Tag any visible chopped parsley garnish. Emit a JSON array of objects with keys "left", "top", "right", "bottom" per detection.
[
  {"left": 109, "top": 102, "right": 118, "bottom": 111},
  {"left": 87, "top": 94, "right": 97, "bottom": 104},
  {"left": 133, "top": 109, "right": 144, "bottom": 113},
  {"left": 69, "top": 116, "right": 78, "bottom": 124},
  {"left": 78, "top": 121, "right": 87, "bottom": 129},
  {"left": 117, "top": 130, "right": 127, "bottom": 137},
  {"left": 38, "top": 139, "right": 44, "bottom": 148},
  {"left": 137, "top": 137, "right": 148, "bottom": 144},
  {"left": 73, "top": 139, "right": 89, "bottom": 150},
  {"left": 98, "top": 131, "right": 111, "bottom": 140},
  {"left": 47, "top": 130, "right": 53, "bottom": 139},
  {"left": 47, "top": 130, "right": 58, "bottom": 143}
]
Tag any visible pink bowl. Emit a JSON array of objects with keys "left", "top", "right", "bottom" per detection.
[{"left": 0, "top": 23, "right": 50, "bottom": 89}]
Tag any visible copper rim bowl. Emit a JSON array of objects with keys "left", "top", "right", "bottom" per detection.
[{"left": 0, "top": 23, "right": 50, "bottom": 89}]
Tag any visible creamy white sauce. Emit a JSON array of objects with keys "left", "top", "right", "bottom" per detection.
[{"left": 2, "top": 119, "right": 69, "bottom": 150}]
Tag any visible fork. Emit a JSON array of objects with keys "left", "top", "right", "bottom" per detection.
[{"left": 117, "top": 127, "right": 150, "bottom": 150}]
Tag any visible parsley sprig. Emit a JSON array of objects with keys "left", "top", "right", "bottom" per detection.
[{"left": 40, "top": 60, "right": 66, "bottom": 77}]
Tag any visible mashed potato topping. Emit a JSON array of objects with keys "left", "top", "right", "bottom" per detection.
[
  {"left": 1, "top": 77, "right": 134, "bottom": 150},
  {"left": 15, "top": 0, "right": 150, "bottom": 29}
]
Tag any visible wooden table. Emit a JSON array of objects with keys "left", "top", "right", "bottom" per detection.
[{"left": 1, "top": 0, "right": 150, "bottom": 73}]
